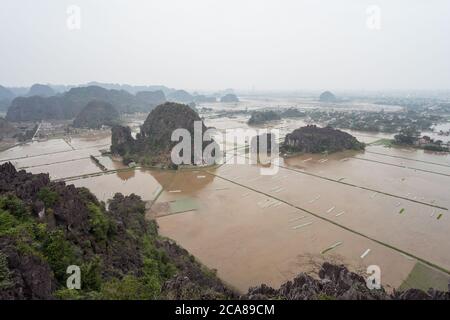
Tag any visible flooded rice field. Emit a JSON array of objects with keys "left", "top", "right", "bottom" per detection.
[{"left": 1, "top": 110, "right": 449, "bottom": 293}]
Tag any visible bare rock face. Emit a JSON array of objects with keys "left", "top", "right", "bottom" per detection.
[
  {"left": 0, "top": 162, "right": 96, "bottom": 249},
  {"left": 245, "top": 262, "right": 450, "bottom": 300},
  {"left": 283, "top": 125, "right": 365, "bottom": 154},
  {"left": 73, "top": 100, "right": 119, "bottom": 129},
  {"left": 111, "top": 125, "right": 134, "bottom": 156},
  {"left": 0, "top": 237, "right": 56, "bottom": 300},
  {"left": 0, "top": 162, "right": 50, "bottom": 201},
  {"left": 245, "top": 262, "right": 387, "bottom": 300}
]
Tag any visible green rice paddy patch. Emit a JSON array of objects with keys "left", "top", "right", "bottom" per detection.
[
  {"left": 399, "top": 262, "right": 450, "bottom": 292},
  {"left": 169, "top": 197, "right": 199, "bottom": 214},
  {"left": 369, "top": 139, "right": 394, "bottom": 147}
]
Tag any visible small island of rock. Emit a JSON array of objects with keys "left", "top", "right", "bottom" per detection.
[
  {"left": 282, "top": 125, "right": 365, "bottom": 154},
  {"left": 111, "top": 102, "right": 217, "bottom": 168},
  {"left": 319, "top": 91, "right": 337, "bottom": 102},
  {"left": 220, "top": 94, "right": 239, "bottom": 103},
  {"left": 280, "top": 108, "right": 306, "bottom": 118},
  {"left": 248, "top": 110, "right": 281, "bottom": 125}
]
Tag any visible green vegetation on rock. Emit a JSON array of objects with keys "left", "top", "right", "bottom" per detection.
[
  {"left": 111, "top": 102, "right": 218, "bottom": 168},
  {"left": 248, "top": 111, "right": 281, "bottom": 125},
  {"left": 0, "top": 162, "right": 234, "bottom": 300},
  {"left": 38, "top": 187, "right": 59, "bottom": 208},
  {"left": 282, "top": 125, "right": 365, "bottom": 154},
  {"left": 73, "top": 100, "right": 120, "bottom": 129}
]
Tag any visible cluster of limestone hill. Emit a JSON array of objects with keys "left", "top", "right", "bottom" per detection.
[{"left": 6, "top": 85, "right": 167, "bottom": 122}]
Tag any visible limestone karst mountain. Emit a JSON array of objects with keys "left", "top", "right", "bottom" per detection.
[
  {"left": 6, "top": 86, "right": 167, "bottom": 121},
  {"left": 73, "top": 100, "right": 120, "bottom": 129},
  {"left": 111, "top": 102, "right": 218, "bottom": 167},
  {"left": 220, "top": 93, "right": 239, "bottom": 103},
  {"left": 283, "top": 125, "right": 365, "bottom": 153},
  {"left": 319, "top": 91, "right": 337, "bottom": 102}
]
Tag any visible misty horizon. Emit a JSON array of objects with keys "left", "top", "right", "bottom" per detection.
[{"left": 1, "top": 0, "right": 450, "bottom": 91}]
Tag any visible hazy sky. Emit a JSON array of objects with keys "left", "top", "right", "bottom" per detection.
[{"left": 1, "top": 0, "right": 449, "bottom": 91}]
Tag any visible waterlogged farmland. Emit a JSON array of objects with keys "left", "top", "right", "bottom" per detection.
[{"left": 1, "top": 100, "right": 449, "bottom": 293}]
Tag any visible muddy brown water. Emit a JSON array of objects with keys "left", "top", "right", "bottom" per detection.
[{"left": 1, "top": 118, "right": 449, "bottom": 293}]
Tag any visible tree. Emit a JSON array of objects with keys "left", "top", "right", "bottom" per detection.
[
  {"left": 394, "top": 127, "right": 420, "bottom": 145},
  {"left": 37, "top": 187, "right": 59, "bottom": 207}
]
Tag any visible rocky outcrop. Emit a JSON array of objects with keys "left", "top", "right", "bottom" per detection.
[
  {"left": 281, "top": 108, "right": 306, "bottom": 118},
  {"left": 248, "top": 110, "right": 281, "bottom": 125},
  {"left": 250, "top": 133, "right": 274, "bottom": 154},
  {"left": 193, "top": 95, "right": 216, "bottom": 103},
  {"left": 98, "top": 193, "right": 147, "bottom": 278},
  {"left": 220, "top": 94, "right": 239, "bottom": 103},
  {"left": 27, "top": 84, "right": 55, "bottom": 97},
  {"left": 73, "top": 100, "right": 120, "bottom": 129},
  {"left": 110, "top": 125, "right": 134, "bottom": 156},
  {"left": 139, "top": 103, "right": 204, "bottom": 152},
  {"left": 0, "top": 161, "right": 97, "bottom": 249},
  {"left": 111, "top": 102, "right": 218, "bottom": 167},
  {"left": 245, "top": 262, "right": 450, "bottom": 300},
  {"left": 159, "top": 239, "right": 237, "bottom": 299},
  {"left": 319, "top": 91, "right": 337, "bottom": 102},
  {"left": 283, "top": 125, "right": 365, "bottom": 153},
  {"left": 0, "top": 161, "right": 150, "bottom": 280},
  {"left": 0, "top": 237, "right": 56, "bottom": 300},
  {"left": 0, "top": 163, "right": 234, "bottom": 300}
]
